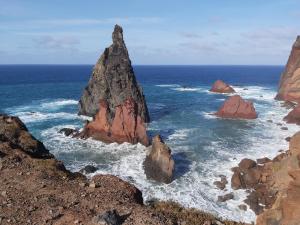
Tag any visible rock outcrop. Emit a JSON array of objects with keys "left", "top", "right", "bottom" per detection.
[
  {"left": 215, "top": 95, "right": 257, "bottom": 119},
  {"left": 210, "top": 80, "right": 235, "bottom": 93},
  {"left": 230, "top": 131, "right": 300, "bottom": 224},
  {"left": 276, "top": 36, "right": 300, "bottom": 102},
  {"left": 78, "top": 25, "right": 150, "bottom": 146},
  {"left": 284, "top": 104, "right": 300, "bottom": 125},
  {"left": 256, "top": 132, "right": 300, "bottom": 225},
  {"left": 143, "top": 135, "right": 175, "bottom": 183}
]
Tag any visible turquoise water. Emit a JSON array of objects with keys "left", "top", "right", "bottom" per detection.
[{"left": 0, "top": 65, "right": 298, "bottom": 223}]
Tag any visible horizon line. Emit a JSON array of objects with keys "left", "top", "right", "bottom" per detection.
[{"left": 0, "top": 64, "right": 285, "bottom": 67}]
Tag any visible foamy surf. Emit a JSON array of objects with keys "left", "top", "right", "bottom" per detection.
[{"left": 6, "top": 84, "right": 298, "bottom": 224}]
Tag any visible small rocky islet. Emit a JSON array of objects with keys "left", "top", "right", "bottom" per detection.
[{"left": 2, "top": 25, "right": 300, "bottom": 225}]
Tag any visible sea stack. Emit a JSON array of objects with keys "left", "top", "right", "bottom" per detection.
[
  {"left": 215, "top": 95, "right": 257, "bottom": 119},
  {"left": 210, "top": 80, "right": 235, "bottom": 93},
  {"left": 276, "top": 36, "right": 300, "bottom": 102},
  {"left": 78, "top": 25, "right": 150, "bottom": 146},
  {"left": 144, "top": 135, "right": 175, "bottom": 183}
]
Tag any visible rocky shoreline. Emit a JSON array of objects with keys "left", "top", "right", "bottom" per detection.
[{"left": 0, "top": 114, "right": 247, "bottom": 225}]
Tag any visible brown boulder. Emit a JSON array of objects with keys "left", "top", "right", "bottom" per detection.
[
  {"left": 215, "top": 95, "right": 257, "bottom": 119},
  {"left": 210, "top": 80, "right": 235, "bottom": 93},
  {"left": 284, "top": 104, "right": 300, "bottom": 125},
  {"left": 276, "top": 36, "right": 300, "bottom": 102},
  {"left": 238, "top": 158, "right": 257, "bottom": 171},
  {"left": 143, "top": 135, "right": 175, "bottom": 183},
  {"left": 78, "top": 25, "right": 149, "bottom": 146}
]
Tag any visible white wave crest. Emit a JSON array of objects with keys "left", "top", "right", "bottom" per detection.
[{"left": 41, "top": 99, "right": 78, "bottom": 109}]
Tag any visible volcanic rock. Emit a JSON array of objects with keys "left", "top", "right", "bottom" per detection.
[
  {"left": 143, "top": 135, "right": 175, "bottom": 183},
  {"left": 284, "top": 104, "right": 300, "bottom": 125},
  {"left": 59, "top": 128, "right": 79, "bottom": 137},
  {"left": 0, "top": 114, "right": 53, "bottom": 159},
  {"left": 78, "top": 25, "right": 150, "bottom": 146},
  {"left": 276, "top": 36, "right": 300, "bottom": 102},
  {"left": 210, "top": 80, "right": 235, "bottom": 93},
  {"left": 79, "top": 165, "right": 98, "bottom": 174},
  {"left": 215, "top": 95, "right": 257, "bottom": 119},
  {"left": 217, "top": 193, "right": 234, "bottom": 202}
]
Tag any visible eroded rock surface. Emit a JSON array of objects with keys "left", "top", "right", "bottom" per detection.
[
  {"left": 215, "top": 95, "right": 257, "bottom": 119},
  {"left": 78, "top": 25, "right": 150, "bottom": 146},
  {"left": 143, "top": 135, "right": 175, "bottom": 183},
  {"left": 284, "top": 104, "right": 300, "bottom": 125},
  {"left": 210, "top": 80, "right": 235, "bottom": 93},
  {"left": 276, "top": 36, "right": 300, "bottom": 102}
]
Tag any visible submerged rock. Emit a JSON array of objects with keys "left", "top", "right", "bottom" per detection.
[
  {"left": 210, "top": 80, "right": 235, "bottom": 93},
  {"left": 78, "top": 25, "right": 150, "bottom": 146},
  {"left": 143, "top": 135, "right": 175, "bottom": 183},
  {"left": 215, "top": 95, "right": 257, "bottom": 119},
  {"left": 79, "top": 165, "right": 98, "bottom": 174},
  {"left": 59, "top": 128, "right": 79, "bottom": 137},
  {"left": 217, "top": 193, "right": 234, "bottom": 202},
  {"left": 276, "top": 36, "right": 300, "bottom": 102}
]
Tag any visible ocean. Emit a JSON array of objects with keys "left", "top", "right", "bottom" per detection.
[{"left": 0, "top": 65, "right": 298, "bottom": 223}]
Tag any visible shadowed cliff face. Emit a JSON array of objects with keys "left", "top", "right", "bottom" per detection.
[
  {"left": 78, "top": 25, "right": 150, "bottom": 146},
  {"left": 276, "top": 36, "right": 300, "bottom": 102}
]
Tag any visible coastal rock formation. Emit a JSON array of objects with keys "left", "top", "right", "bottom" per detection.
[
  {"left": 215, "top": 95, "right": 257, "bottom": 119},
  {"left": 78, "top": 25, "right": 150, "bottom": 146},
  {"left": 276, "top": 36, "right": 300, "bottom": 102},
  {"left": 230, "top": 131, "right": 300, "bottom": 224},
  {"left": 256, "top": 132, "right": 300, "bottom": 225},
  {"left": 0, "top": 114, "right": 247, "bottom": 225},
  {"left": 143, "top": 135, "right": 175, "bottom": 183},
  {"left": 284, "top": 104, "right": 300, "bottom": 125},
  {"left": 0, "top": 115, "right": 53, "bottom": 159},
  {"left": 210, "top": 80, "right": 235, "bottom": 93}
]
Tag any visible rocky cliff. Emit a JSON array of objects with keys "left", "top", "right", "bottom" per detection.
[
  {"left": 276, "top": 36, "right": 300, "bottom": 102},
  {"left": 78, "top": 25, "right": 150, "bottom": 146}
]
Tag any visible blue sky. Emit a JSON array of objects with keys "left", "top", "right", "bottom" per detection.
[{"left": 0, "top": 0, "right": 299, "bottom": 65}]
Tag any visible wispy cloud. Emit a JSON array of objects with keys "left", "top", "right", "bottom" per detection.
[
  {"left": 0, "top": 17, "right": 164, "bottom": 30},
  {"left": 32, "top": 35, "right": 80, "bottom": 50},
  {"left": 242, "top": 27, "right": 299, "bottom": 41},
  {"left": 180, "top": 32, "right": 202, "bottom": 39}
]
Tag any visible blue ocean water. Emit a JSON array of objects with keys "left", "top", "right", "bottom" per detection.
[{"left": 0, "top": 65, "right": 297, "bottom": 222}]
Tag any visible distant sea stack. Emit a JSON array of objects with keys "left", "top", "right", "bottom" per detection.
[
  {"left": 78, "top": 25, "right": 150, "bottom": 146},
  {"left": 276, "top": 36, "right": 300, "bottom": 102},
  {"left": 215, "top": 95, "right": 257, "bottom": 119},
  {"left": 210, "top": 80, "right": 235, "bottom": 93}
]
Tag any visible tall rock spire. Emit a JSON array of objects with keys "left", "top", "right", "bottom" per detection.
[
  {"left": 276, "top": 36, "right": 300, "bottom": 102},
  {"left": 78, "top": 25, "right": 150, "bottom": 146}
]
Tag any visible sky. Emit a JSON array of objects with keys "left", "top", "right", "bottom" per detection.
[{"left": 0, "top": 0, "right": 300, "bottom": 65}]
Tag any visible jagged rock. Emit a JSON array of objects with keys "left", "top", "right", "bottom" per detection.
[
  {"left": 0, "top": 114, "right": 53, "bottom": 159},
  {"left": 143, "top": 135, "right": 175, "bottom": 183},
  {"left": 217, "top": 193, "right": 234, "bottom": 202},
  {"left": 210, "top": 80, "right": 235, "bottom": 93},
  {"left": 215, "top": 95, "right": 257, "bottom": 119},
  {"left": 257, "top": 157, "right": 271, "bottom": 164},
  {"left": 78, "top": 25, "right": 150, "bottom": 146},
  {"left": 276, "top": 36, "right": 300, "bottom": 102},
  {"left": 284, "top": 104, "right": 300, "bottom": 125},
  {"left": 79, "top": 165, "right": 98, "bottom": 174},
  {"left": 213, "top": 175, "right": 228, "bottom": 190},
  {"left": 59, "top": 128, "right": 79, "bottom": 137}
]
